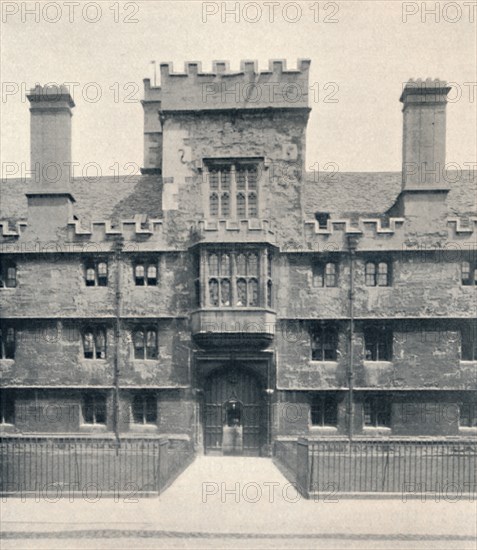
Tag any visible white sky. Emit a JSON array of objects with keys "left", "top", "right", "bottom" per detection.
[{"left": 1, "top": 0, "right": 476, "bottom": 177}]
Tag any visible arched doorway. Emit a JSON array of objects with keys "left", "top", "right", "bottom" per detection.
[{"left": 203, "top": 367, "right": 265, "bottom": 456}]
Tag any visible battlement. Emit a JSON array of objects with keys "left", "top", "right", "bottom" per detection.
[
  {"left": 0, "top": 221, "right": 28, "bottom": 238},
  {"left": 305, "top": 217, "right": 406, "bottom": 236},
  {"left": 67, "top": 216, "right": 164, "bottom": 240},
  {"left": 191, "top": 219, "right": 277, "bottom": 246},
  {"left": 447, "top": 217, "right": 477, "bottom": 234},
  {"left": 155, "top": 58, "right": 311, "bottom": 111}
]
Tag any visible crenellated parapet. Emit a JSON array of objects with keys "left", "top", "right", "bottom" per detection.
[
  {"left": 302, "top": 216, "right": 477, "bottom": 251},
  {"left": 0, "top": 221, "right": 28, "bottom": 238},
  {"left": 157, "top": 58, "right": 311, "bottom": 112},
  {"left": 305, "top": 217, "right": 406, "bottom": 235},
  {"left": 447, "top": 217, "right": 477, "bottom": 234},
  {"left": 191, "top": 219, "right": 277, "bottom": 246},
  {"left": 67, "top": 216, "right": 164, "bottom": 240}
]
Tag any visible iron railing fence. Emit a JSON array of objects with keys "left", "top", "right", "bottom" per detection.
[
  {"left": 0, "top": 436, "right": 194, "bottom": 497},
  {"left": 275, "top": 438, "right": 477, "bottom": 497}
]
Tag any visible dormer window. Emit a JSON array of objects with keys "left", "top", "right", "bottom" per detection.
[
  {"left": 205, "top": 159, "right": 261, "bottom": 219},
  {"left": 314, "top": 212, "right": 330, "bottom": 229}
]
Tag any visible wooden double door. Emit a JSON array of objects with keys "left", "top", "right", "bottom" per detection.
[{"left": 204, "top": 367, "right": 265, "bottom": 456}]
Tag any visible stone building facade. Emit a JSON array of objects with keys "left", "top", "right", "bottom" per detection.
[{"left": 0, "top": 60, "right": 476, "bottom": 456}]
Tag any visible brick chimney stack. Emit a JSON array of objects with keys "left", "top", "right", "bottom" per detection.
[{"left": 25, "top": 85, "right": 75, "bottom": 240}]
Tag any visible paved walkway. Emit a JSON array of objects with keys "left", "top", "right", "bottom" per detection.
[{"left": 1, "top": 456, "right": 476, "bottom": 549}]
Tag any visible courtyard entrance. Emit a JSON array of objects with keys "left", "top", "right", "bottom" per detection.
[{"left": 203, "top": 367, "right": 265, "bottom": 456}]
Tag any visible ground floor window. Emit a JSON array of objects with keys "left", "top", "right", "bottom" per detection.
[
  {"left": 82, "top": 392, "right": 107, "bottom": 425},
  {"left": 0, "top": 390, "right": 15, "bottom": 424},
  {"left": 310, "top": 394, "right": 338, "bottom": 427},
  {"left": 82, "top": 327, "right": 106, "bottom": 359},
  {"left": 311, "top": 324, "right": 338, "bottom": 361},
  {"left": 132, "top": 392, "right": 157, "bottom": 425},
  {"left": 133, "top": 328, "right": 158, "bottom": 360},
  {"left": 0, "top": 326, "right": 15, "bottom": 359},
  {"left": 460, "top": 402, "right": 477, "bottom": 428},
  {"left": 363, "top": 396, "right": 391, "bottom": 428},
  {"left": 461, "top": 323, "right": 477, "bottom": 361},
  {"left": 364, "top": 326, "right": 393, "bottom": 361}
]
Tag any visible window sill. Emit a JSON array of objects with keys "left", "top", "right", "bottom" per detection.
[
  {"left": 362, "top": 427, "right": 392, "bottom": 433},
  {"left": 129, "top": 423, "right": 159, "bottom": 432},
  {"left": 0, "top": 359, "right": 15, "bottom": 363},
  {"left": 0, "top": 424, "right": 16, "bottom": 432},
  {"left": 79, "top": 424, "right": 107, "bottom": 432},
  {"left": 192, "top": 306, "right": 275, "bottom": 312},
  {"left": 459, "top": 360, "right": 477, "bottom": 364},
  {"left": 309, "top": 360, "right": 338, "bottom": 366},
  {"left": 459, "top": 427, "right": 477, "bottom": 433},
  {"left": 363, "top": 361, "right": 393, "bottom": 366},
  {"left": 309, "top": 426, "right": 338, "bottom": 432}
]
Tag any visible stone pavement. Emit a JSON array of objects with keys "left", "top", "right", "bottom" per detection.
[{"left": 1, "top": 456, "right": 476, "bottom": 549}]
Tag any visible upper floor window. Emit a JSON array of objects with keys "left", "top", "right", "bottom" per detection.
[
  {"left": 266, "top": 249, "right": 273, "bottom": 308},
  {"left": 461, "top": 324, "right": 477, "bottom": 361},
  {"left": 132, "top": 392, "right": 157, "bottom": 425},
  {"left": 133, "top": 328, "right": 158, "bottom": 360},
  {"left": 461, "top": 261, "right": 477, "bottom": 286},
  {"left": 134, "top": 262, "right": 158, "bottom": 286},
  {"left": 364, "top": 326, "right": 392, "bottom": 361},
  {"left": 313, "top": 262, "right": 338, "bottom": 287},
  {"left": 85, "top": 260, "right": 108, "bottom": 286},
  {"left": 0, "top": 390, "right": 15, "bottom": 425},
  {"left": 365, "top": 260, "right": 391, "bottom": 287},
  {"left": 207, "top": 251, "right": 260, "bottom": 307},
  {"left": 311, "top": 324, "right": 338, "bottom": 361},
  {"left": 0, "top": 261, "right": 16, "bottom": 288},
  {"left": 363, "top": 396, "right": 391, "bottom": 428},
  {"left": 459, "top": 402, "right": 477, "bottom": 428},
  {"left": 82, "top": 392, "right": 106, "bottom": 425},
  {"left": 0, "top": 327, "right": 15, "bottom": 359},
  {"left": 206, "top": 160, "right": 260, "bottom": 219},
  {"left": 310, "top": 394, "right": 338, "bottom": 427},
  {"left": 82, "top": 328, "right": 106, "bottom": 359}
]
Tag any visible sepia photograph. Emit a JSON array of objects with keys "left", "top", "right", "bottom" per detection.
[{"left": 0, "top": 1, "right": 476, "bottom": 548}]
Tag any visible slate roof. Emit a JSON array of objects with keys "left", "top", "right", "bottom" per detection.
[{"left": 0, "top": 171, "right": 475, "bottom": 228}]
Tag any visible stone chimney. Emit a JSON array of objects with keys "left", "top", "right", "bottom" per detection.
[
  {"left": 25, "top": 85, "right": 75, "bottom": 240},
  {"left": 141, "top": 78, "right": 162, "bottom": 175},
  {"left": 400, "top": 78, "right": 451, "bottom": 189},
  {"left": 393, "top": 78, "right": 452, "bottom": 237}
]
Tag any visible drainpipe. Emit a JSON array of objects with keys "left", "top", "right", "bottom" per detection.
[
  {"left": 113, "top": 236, "right": 124, "bottom": 447},
  {"left": 347, "top": 234, "right": 359, "bottom": 442}
]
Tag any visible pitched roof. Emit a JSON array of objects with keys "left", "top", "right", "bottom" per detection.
[
  {"left": 0, "top": 175, "right": 163, "bottom": 227},
  {"left": 1, "top": 170, "right": 475, "bottom": 228},
  {"left": 303, "top": 171, "right": 476, "bottom": 218}
]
